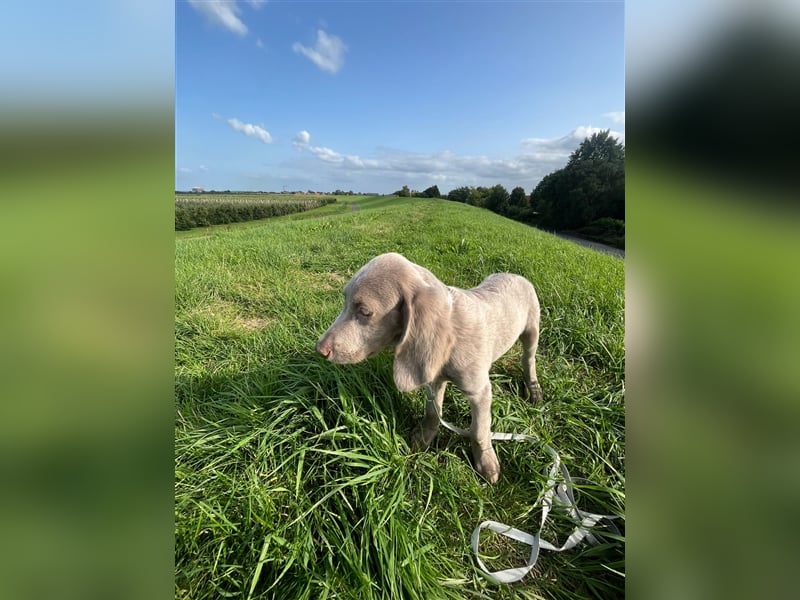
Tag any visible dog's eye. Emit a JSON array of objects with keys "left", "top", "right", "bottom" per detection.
[{"left": 357, "top": 306, "right": 373, "bottom": 318}]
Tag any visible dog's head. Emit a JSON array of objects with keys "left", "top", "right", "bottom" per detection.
[
  {"left": 316, "top": 253, "right": 455, "bottom": 391},
  {"left": 316, "top": 253, "right": 408, "bottom": 364}
]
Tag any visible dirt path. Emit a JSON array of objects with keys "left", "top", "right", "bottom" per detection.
[{"left": 556, "top": 234, "right": 625, "bottom": 258}]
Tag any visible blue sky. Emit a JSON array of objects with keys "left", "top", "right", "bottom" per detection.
[{"left": 176, "top": 1, "right": 624, "bottom": 194}]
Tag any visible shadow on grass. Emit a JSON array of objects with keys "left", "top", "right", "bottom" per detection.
[{"left": 175, "top": 351, "right": 624, "bottom": 599}]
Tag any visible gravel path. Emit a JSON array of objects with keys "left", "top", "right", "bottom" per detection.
[{"left": 556, "top": 234, "right": 625, "bottom": 259}]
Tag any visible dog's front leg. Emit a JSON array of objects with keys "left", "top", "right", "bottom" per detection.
[
  {"left": 412, "top": 379, "right": 446, "bottom": 450},
  {"left": 468, "top": 381, "right": 500, "bottom": 484}
]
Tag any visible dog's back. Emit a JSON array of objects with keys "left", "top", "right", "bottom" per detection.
[{"left": 446, "top": 273, "right": 539, "bottom": 366}]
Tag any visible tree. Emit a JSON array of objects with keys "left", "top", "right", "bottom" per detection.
[
  {"left": 509, "top": 186, "right": 527, "bottom": 207},
  {"left": 528, "top": 186, "right": 539, "bottom": 211},
  {"left": 420, "top": 185, "right": 441, "bottom": 198},
  {"left": 589, "top": 159, "right": 625, "bottom": 220},
  {"left": 485, "top": 184, "right": 510, "bottom": 214},
  {"left": 567, "top": 130, "right": 625, "bottom": 166},
  {"left": 533, "top": 159, "right": 624, "bottom": 230},
  {"left": 530, "top": 170, "right": 564, "bottom": 226},
  {"left": 529, "top": 130, "right": 625, "bottom": 230},
  {"left": 396, "top": 185, "right": 411, "bottom": 197},
  {"left": 447, "top": 186, "right": 471, "bottom": 203},
  {"left": 467, "top": 186, "right": 490, "bottom": 207},
  {"left": 503, "top": 186, "right": 532, "bottom": 221}
]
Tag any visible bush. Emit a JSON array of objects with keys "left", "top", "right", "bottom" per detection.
[{"left": 574, "top": 217, "right": 625, "bottom": 249}]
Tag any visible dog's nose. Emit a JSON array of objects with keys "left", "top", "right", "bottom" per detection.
[{"left": 316, "top": 339, "right": 331, "bottom": 358}]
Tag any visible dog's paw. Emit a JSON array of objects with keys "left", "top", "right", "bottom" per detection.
[
  {"left": 527, "top": 380, "right": 544, "bottom": 403},
  {"left": 473, "top": 446, "right": 500, "bottom": 484}
]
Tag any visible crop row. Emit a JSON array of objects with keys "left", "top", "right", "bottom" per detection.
[
  {"left": 175, "top": 196, "right": 336, "bottom": 230},
  {"left": 175, "top": 193, "right": 335, "bottom": 204}
]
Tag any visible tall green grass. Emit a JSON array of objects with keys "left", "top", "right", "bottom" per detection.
[{"left": 175, "top": 197, "right": 624, "bottom": 599}]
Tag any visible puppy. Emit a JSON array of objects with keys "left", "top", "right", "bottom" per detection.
[{"left": 316, "top": 253, "right": 542, "bottom": 483}]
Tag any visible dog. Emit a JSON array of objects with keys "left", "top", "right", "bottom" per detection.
[{"left": 316, "top": 252, "right": 543, "bottom": 483}]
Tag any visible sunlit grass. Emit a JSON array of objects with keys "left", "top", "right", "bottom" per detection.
[{"left": 175, "top": 197, "right": 624, "bottom": 599}]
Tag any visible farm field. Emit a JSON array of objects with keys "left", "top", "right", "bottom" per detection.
[
  {"left": 175, "top": 192, "right": 338, "bottom": 230},
  {"left": 175, "top": 197, "right": 625, "bottom": 599}
]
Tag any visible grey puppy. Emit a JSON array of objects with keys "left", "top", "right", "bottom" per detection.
[{"left": 316, "top": 252, "right": 543, "bottom": 483}]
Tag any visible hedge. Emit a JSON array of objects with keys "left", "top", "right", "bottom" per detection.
[{"left": 175, "top": 195, "right": 337, "bottom": 230}]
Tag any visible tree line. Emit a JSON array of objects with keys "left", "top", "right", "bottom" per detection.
[
  {"left": 396, "top": 130, "right": 624, "bottom": 248},
  {"left": 393, "top": 184, "right": 442, "bottom": 199}
]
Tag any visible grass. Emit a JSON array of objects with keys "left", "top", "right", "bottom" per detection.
[{"left": 175, "top": 197, "right": 624, "bottom": 599}]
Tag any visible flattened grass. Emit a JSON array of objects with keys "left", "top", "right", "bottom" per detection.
[{"left": 175, "top": 197, "right": 624, "bottom": 599}]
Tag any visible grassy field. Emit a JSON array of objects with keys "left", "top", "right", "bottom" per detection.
[{"left": 175, "top": 196, "right": 625, "bottom": 599}]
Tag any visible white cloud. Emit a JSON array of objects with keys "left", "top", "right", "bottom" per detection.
[
  {"left": 227, "top": 117, "right": 273, "bottom": 144},
  {"left": 573, "top": 125, "right": 625, "bottom": 145},
  {"left": 293, "top": 131, "right": 375, "bottom": 167},
  {"left": 522, "top": 125, "right": 625, "bottom": 158},
  {"left": 292, "top": 30, "right": 347, "bottom": 74},
  {"left": 177, "top": 165, "right": 208, "bottom": 175},
  {"left": 604, "top": 111, "right": 625, "bottom": 124},
  {"left": 188, "top": 0, "right": 248, "bottom": 37},
  {"left": 256, "top": 37, "right": 264, "bottom": 48},
  {"left": 246, "top": 0, "right": 267, "bottom": 8},
  {"left": 309, "top": 145, "right": 371, "bottom": 169},
  {"left": 293, "top": 130, "right": 311, "bottom": 148},
  {"left": 294, "top": 136, "right": 551, "bottom": 180},
  {"left": 290, "top": 123, "right": 625, "bottom": 191}
]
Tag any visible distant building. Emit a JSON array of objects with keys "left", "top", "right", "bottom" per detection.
[{"left": 191, "top": 187, "right": 204, "bottom": 193}]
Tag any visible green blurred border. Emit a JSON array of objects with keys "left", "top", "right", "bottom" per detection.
[{"left": 0, "top": 106, "right": 176, "bottom": 599}]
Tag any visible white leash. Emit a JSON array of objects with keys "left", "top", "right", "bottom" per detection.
[{"left": 437, "top": 416, "right": 619, "bottom": 584}]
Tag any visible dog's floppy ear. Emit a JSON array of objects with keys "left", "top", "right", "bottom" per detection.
[{"left": 393, "top": 284, "right": 455, "bottom": 392}]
